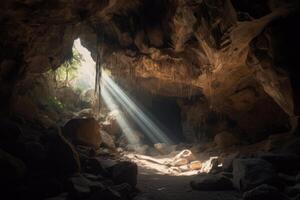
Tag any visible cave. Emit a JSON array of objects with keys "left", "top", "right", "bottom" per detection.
[{"left": 1, "top": 1, "right": 300, "bottom": 200}]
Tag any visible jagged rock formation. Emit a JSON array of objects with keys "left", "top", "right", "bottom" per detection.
[{"left": 1, "top": 0, "right": 300, "bottom": 142}]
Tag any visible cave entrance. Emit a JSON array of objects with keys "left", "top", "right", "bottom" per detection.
[
  {"left": 53, "top": 38, "right": 186, "bottom": 146},
  {"left": 64, "top": 38, "right": 96, "bottom": 92}
]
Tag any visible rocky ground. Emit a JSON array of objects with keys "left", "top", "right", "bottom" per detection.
[
  {"left": 137, "top": 167, "right": 241, "bottom": 200},
  {"left": 1, "top": 112, "right": 300, "bottom": 200}
]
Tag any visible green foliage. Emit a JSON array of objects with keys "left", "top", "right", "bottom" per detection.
[
  {"left": 52, "top": 48, "right": 84, "bottom": 87},
  {"left": 47, "top": 96, "right": 64, "bottom": 112}
]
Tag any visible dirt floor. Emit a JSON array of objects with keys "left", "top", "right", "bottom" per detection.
[{"left": 136, "top": 167, "right": 241, "bottom": 200}]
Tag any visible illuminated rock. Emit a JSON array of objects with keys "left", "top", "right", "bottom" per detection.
[
  {"left": 189, "top": 161, "right": 202, "bottom": 170},
  {"left": 63, "top": 118, "right": 102, "bottom": 148}
]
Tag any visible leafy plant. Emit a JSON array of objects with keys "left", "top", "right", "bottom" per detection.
[
  {"left": 52, "top": 48, "right": 84, "bottom": 88},
  {"left": 47, "top": 96, "right": 64, "bottom": 112}
]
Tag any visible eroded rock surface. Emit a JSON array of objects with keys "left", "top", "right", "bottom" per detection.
[{"left": 0, "top": 0, "right": 299, "bottom": 143}]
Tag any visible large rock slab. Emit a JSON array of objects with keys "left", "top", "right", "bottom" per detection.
[
  {"left": 110, "top": 161, "right": 138, "bottom": 188},
  {"left": 233, "top": 158, "right": 278, "bottom": 191},
  {"left": 0, "top": 149, "right": 26, "bottom": 185},
  {"left": 190, "top": 173, "right": 233, "bottom": 191},
  {"left": 258, "top": 153, "right": 300, "bottom": 174},
  {"left": 41, "top": 132, "right": 81, "bottom": 178},
  {"left": 243, "top": 184, "right": 289, "bottom": 200}
]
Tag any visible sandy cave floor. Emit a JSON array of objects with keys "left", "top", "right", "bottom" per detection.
[
  {"left": 122, "top": 153, "right": 241, "bottom": 200},
  {"left": 136, "top": 167, "right": 241, "bottom": 200}
]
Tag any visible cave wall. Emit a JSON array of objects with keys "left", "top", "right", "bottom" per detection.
[{"left": 1, "top": 0, "right": 299, "bottom": 142}]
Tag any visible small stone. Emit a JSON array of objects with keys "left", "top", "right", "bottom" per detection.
[
  {"left": 189, "top": 161, "right": 202, "bottom": 170},
  {"left": 173, "top": 149, "right": 195, "bottom": 162}
]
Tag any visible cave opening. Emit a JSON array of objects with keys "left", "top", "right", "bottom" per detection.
[{"left": 1, "top": 1, "right": 300, "bottom": 200}]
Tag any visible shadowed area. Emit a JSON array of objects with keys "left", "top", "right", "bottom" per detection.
[{"left": 1, "top": 1, "right": 300, "bottom": 200}]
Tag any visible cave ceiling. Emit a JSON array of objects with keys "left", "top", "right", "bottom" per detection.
[{"left": 0, "top": 0, "right": 299, "bottom": 132}]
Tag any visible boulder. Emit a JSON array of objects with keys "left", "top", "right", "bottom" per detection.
[
  {"left": 264, "top": 133, "right": 293, "bottom": 151},
  {"left": 221, "top": 153, "right": 240, "bottom": 172},
  {"left": 282, "top": 138, "right": 300, "bottom": 155},
  {"left": 102, "top": 110, "right": 122, "bottom": 136},
  {"left": 190, "top": 173, "right": 233, "bottom": 191},
  {"left": 24, "top": 141, "right": 47, "bottom": 170},
  {"left": 0, "top": 120, "right": 22, "bottom": 144},
  {"left": 243, "top": 184, "right": 289, "bottom": 200},
  {"left": 63, "top": 118, "right": 102, "bottom": 148},
  {"left": 258, "top": 153, "right": 300, "bottom": 174},
  {"left": 67, "top": 174, "right": 104, "bottom": 199},
  {"left": 233, "top": 158, "right": 279, "bottom": 191},
  {"left": 214, "top": 131, "right": 239, "bottom": 149},
  {"left": 0, "top": 149, "right": 26, "bottom": 186},
  {"left": 110, "top": 161, "right": 138, "bottom": 188},
  {"left": 24, "top": 176, "right": 64, "bottom": 199},
  {"left": 286, "top": 184, "right": 300, "bottom": 197},
  {"left": 294, "top": 195, "right": 300, "bottom": 200},
  {"left": 100, "top": 130, "right": 116, "bottom": 150},
  {"left": 278, "top": 173, "right": 297, "bottom": 186},
  {"left": 0, "top": 120, "right": 24, "bottom": 156},
  {"left": 41, "top": 132, "right": 81, "bottom": 178},
  {"left": 82, "top": 157, "right": 107, "bottom": 175}
]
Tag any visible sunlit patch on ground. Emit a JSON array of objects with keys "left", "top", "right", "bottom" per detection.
[{"left": 124, "top": 150, "right": 219, "bottom": 176}]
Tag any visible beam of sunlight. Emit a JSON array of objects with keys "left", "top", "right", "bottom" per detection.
[
  {"left": 101, "top": 70, "right": 173, "bottom": 145},
  {"left": 101, "top": 84, "right": 139, "bottom": 145}
]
